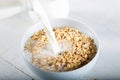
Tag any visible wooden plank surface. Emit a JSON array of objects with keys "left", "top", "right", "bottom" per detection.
[
  {"left": 1, "top": 47, "right": 39, "bottom": 80},
  {"left": 0, "top": 12, "right": 38, "bottom": 80},
  {"left": 0, "top": 58, "right": 31, "bottom": 80}
]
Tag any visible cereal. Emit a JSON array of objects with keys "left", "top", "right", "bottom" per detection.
[{"left": 24, "top": 27, "right": 97, "bottom": 72}]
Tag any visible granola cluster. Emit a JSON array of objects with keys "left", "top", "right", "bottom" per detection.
[{"left": 24, "top": 27, "right": 97, "bottom": 72}]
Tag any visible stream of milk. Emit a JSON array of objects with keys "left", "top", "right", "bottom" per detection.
[{"left": 29, "top": 0, "right": 61, "bottom": 56}]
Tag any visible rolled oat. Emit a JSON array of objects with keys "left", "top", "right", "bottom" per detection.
[{"left": 24, "top": 27, "right": 97, "bottom": 72}]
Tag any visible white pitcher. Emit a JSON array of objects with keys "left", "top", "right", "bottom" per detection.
[{"left": 0, "top": 0, "right": 69, "bottom": 20}]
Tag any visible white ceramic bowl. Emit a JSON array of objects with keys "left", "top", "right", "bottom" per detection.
[{"left": 21, "top": 18, "right": 100, "bottom": 80}]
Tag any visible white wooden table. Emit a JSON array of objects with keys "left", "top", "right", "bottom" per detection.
[{"left": 0, "top": 0, "right": 120, "bottom": 80}]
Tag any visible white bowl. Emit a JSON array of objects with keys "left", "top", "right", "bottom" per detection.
[{"left": 21, "top": 18, "right": 100, "bottom": 80}]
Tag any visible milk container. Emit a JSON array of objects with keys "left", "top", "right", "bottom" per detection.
[{"left": 0, "top": 0, "right": 69, "bottom": 19}]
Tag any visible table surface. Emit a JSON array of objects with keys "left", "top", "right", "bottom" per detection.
[{"left": 0, "top": 0, "right": 120, "bottom": 80}]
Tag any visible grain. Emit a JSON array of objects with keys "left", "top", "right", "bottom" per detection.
[{"left": 24, "top": 27, "right": 97, "bottom": 72}]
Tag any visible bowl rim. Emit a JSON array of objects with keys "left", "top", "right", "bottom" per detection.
[{"left": 21, "top": 17, "right": 100, "bottom": 73}]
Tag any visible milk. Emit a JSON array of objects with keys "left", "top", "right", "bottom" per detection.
[
  {"left": 30, "top": 0, "right": 61, "bottom": 55},
  {"left": 39, "top": 40, "right": 72, "bottom": 58}
]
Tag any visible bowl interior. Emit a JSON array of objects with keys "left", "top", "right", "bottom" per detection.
[{"left": 21, "top": 18, "right": 99, "bottom": 72}]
